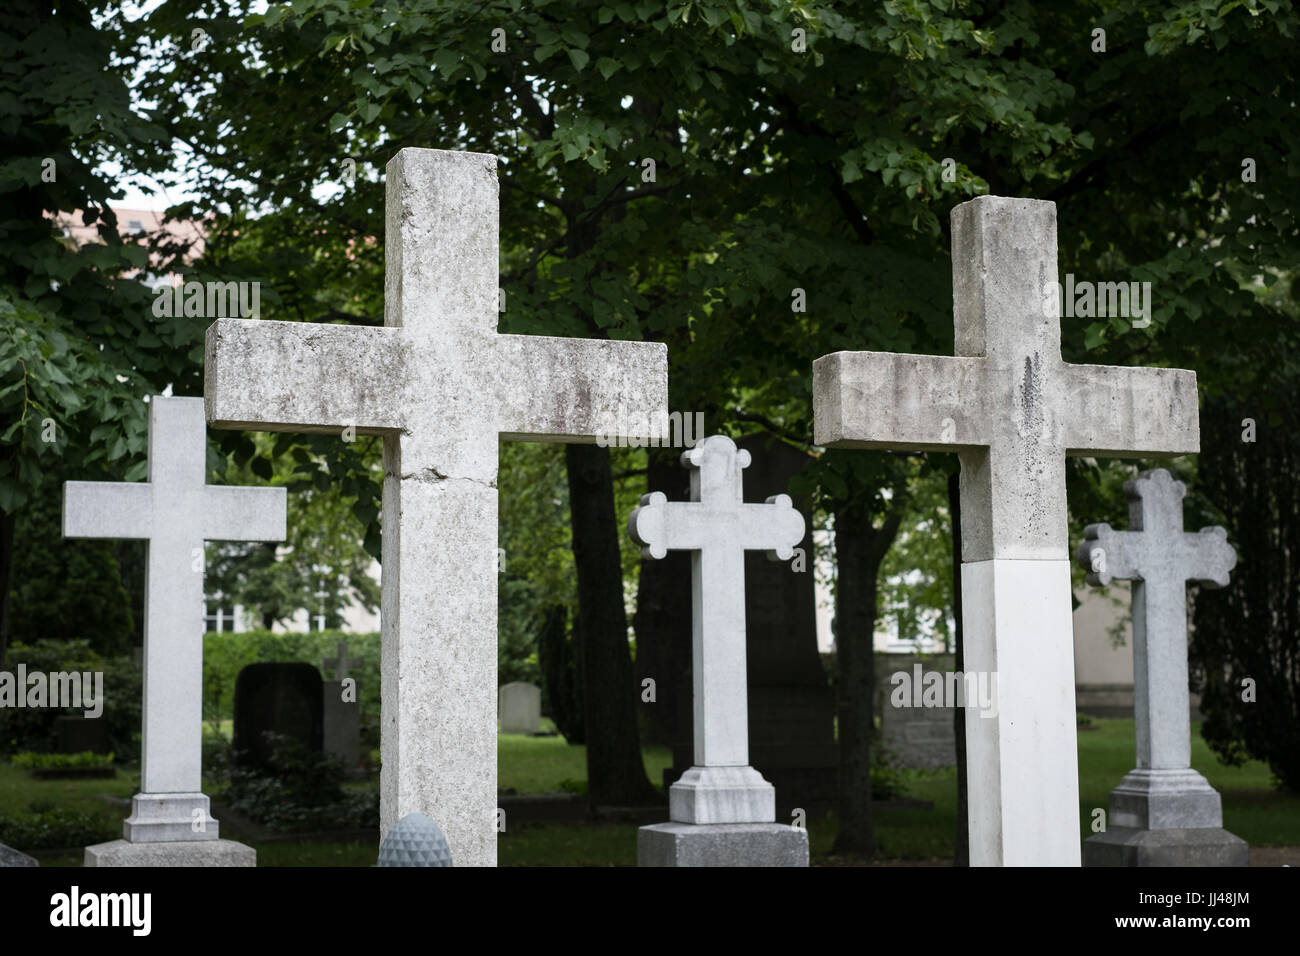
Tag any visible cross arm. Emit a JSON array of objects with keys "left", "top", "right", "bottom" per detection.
[
  {"left": 1075, "top": 523, "right": 1142, "bottom": 586},
  {"left": 813, "top": 351, "right": 988, "bottom": 450},
  {"left": 1178, "top": 527, "right": 1237, "bottom": 588},
  {"left": 1062, "top": 363, "right": 1199, "bottom": 457},
  {"left": 205, "top": 318, "right": 406, "bottom": 434},
  {"left": 495, "top": 334, "right": 667, "bottom": 443},
  {"left": 63, "top": 481, "right": 154, "bottom": 539},
  {"left": 739, "top": 495, "right": 806, "bottom": 560},
  {"left": 202, "top": 485, "right": 287, "bottom": 542}
]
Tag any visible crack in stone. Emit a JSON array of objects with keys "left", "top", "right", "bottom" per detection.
[{"left": 400, "top": 469, "right": 497, "bottom": 489}]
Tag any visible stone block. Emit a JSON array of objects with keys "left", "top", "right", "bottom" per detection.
[{"left": 638, "top": 822, "right": 808, "bottom": 867}]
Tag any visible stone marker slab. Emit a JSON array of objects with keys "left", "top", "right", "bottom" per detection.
[
  {"left": 233, "top": 662, "right": 325, "bottom": 768},
  {"left": 498, "top": 681, "right": 541, "bottom": 735},
  {"left": 85, "top": 839, "right": 256, "bottom": 867},
  {"left": 638, "top": 822, "right": 808, "bottom": 868},
  {"left": 65, "top": 395, "right": 282, "bottom": 865},
  {"left": 1076, "top": 468, "right": 1247, "bottom": 866},
  {"left": 205, "top": 147, "right": 667, "bottom": 866},
  {"left": 813, "top": 196, "right": 1200, "bottom": 866}
]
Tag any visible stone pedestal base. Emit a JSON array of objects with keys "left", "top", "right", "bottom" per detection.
[
  {"left": 1084, "top": 827, "right": 1248, "bottom": 867},
  {"left": 123, "top": 792, "right": 220, "bottom": 842},
  {"left": 638, "top": 822, "right": 808, "bottom": 867},
  {"left": 1109, "top": 769, "right": 1224, "bottom": 830},
  {"left": 669, "top": 766, "right": 775, "bottom": 824},
  {"left": 85, "top": 839, "right": 256, "bottom": 867}
]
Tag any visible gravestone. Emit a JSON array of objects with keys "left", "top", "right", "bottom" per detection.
[
  {"left": 875, "top": 654, "right": 957, "bottom": 770},
  {"left": 205, "top": 147, "right": 667, "bottom": 865},
  {"left": 55, "top": 715, "right": 111, "bottom": 755},
  {"left": 1077, "top": 469, "right": 1248, "bottom": 866},
  {"left": 498, "top": 682, "right": 541, "bottom": 735},
  {"left": 321, "top": 640, "right": 362, "bottom": 771},
  {"left": 631, "top": 435, "right": 809, "bottom": 866},
  {"left": 65, "top": 396, "right": 284, "bottom": 867},
  {"left": 655, "top": 434, "right": 837, "bottom": 814},
  {"left": 813, "top": 196, "right": 1201, "bottom": 865},
  {"left": 233, "top": 663, "right": 325, "bottom": 769}
]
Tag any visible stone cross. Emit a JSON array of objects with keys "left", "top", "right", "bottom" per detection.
[
  {"left": 627, "top": 435, "right": 805, "bottom": 823},
  {"left": 323, "top": 640, "right": 358, "bottom": 681},
  {"left": 1075, "top": 469, "right": 1245, "bottom": 864},
  {"left": 63, "top": 396, "right": 286, "bottom": 844},
  {"left": 813, "top": 196, "right": 1200, "bottom": 866},
  {"left": 205, "top": 147, "right": 667, "bottom": 866}
]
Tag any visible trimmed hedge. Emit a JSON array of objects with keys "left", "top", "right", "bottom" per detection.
[{"left": 204, "top": 629, "right": 380, "bottom": 755}]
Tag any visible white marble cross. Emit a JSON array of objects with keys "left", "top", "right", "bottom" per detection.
[
  {"left": 205, "top": 148, "right": 667, "bottom": 866},
  {"left": 1077, "top": 469, "right": 1235, "bottom": 772},
  {"left": 628, "top": 435, "right": 805, "bottom": 823},
  {"left": 813, "top": 196, "right": 1200, "bottom": 865},
  {"left": 63, "top": 396, "right": 286, "bottom": 842},
  {"left": 323, "top": 640, "right": 358, "bottom": 681}
]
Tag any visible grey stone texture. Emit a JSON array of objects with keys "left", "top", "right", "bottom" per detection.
[
  {"left": 63, "top": 396, "right": 284, "bottom": 849},
  {"left": 206, "top": 147, "right": 668, "bottom": 866},
  {"left": 1076, "top": 468, "right": 1245, "bottom": 866},
  {"left": 0, "top": 843, "right": 38, "bottom": 867},
  {"left": 812, "top": 196, "right": 1202, "bottom": 866},
  {"left": 638, "top": 823, "right": 809, "bottom": 867},
  {"left": 84, "top": 839, "right": 256, "bottom": 867},
  {"left": 1084, "top": 827, "right": 1249, "bottom": 868}
]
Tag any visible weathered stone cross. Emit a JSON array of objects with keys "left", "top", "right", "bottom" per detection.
[
  {"left": 813, "top": 197, "right": 1200, "bottom": 865},
  {"left": 1076, "top": 468, "right": 1245, "bottom": 863},
  {"left": 628, "top": 435, "right": 805, "bottom": 823},
  {"left": 63, "top": 396, "right": 286, "bottom": 848},
  {"left": 205, "top": 148, "right": 667, "bottom": 866}
]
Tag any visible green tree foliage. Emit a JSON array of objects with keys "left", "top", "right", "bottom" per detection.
[{"left": 6, "top": 481, "right": 134, "bottom": 655}]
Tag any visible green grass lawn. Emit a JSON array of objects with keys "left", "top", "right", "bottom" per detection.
[{"left": 5, "top": 717, "right": 1297, "bottom": 866}]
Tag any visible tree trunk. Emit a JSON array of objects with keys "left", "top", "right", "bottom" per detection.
[
  {"left": 565, "top": 443, "right": 658, "bottom": 805},
  {"left": 832, "top": 502, "right": 901, "bottom": 857},
  {"left": 630, "top": 447, "right": 693, "bottom": 748},
  {"left": 948, "top": 470, "right": 969, "bottom": 866}
]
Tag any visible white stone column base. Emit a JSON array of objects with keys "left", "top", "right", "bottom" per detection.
[
  {"left": 122, "top": 792, "right": 219, "bottom": 842},
  {"left": 669, "top": 765, "right": 775, "bottom": 824}
]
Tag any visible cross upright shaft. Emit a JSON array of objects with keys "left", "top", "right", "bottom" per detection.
[
  {"left": 813, "top": 196, "right": 1201, "bottom": 866},
  {"left": 628, "top": 435, "right": 805, "bottom": 824},
  {"left": 1077, "top": 469, "right": 1236, "bottom": 771},
  {"left": 63, "top": 396, "right": 285, "bottom": 841},
  {"left": 206, "top": 148, "right": 667, "bottom": 865}
]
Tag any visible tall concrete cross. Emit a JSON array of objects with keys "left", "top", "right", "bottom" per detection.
[
  {"left": 813, "top": 196, "right": 1200, "bottom": 866},
  {"left": 1075, "top": 468, "right": 1246, "bottom": 864},
  {"left": 63, "top": 396, "right": 285, "bottom": 854},
  {"left": 627, "top": 435, "right": 805, "bottom": 824},
  {"left": 205, "top": 147, "right": 667, "bottom": 866}
]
